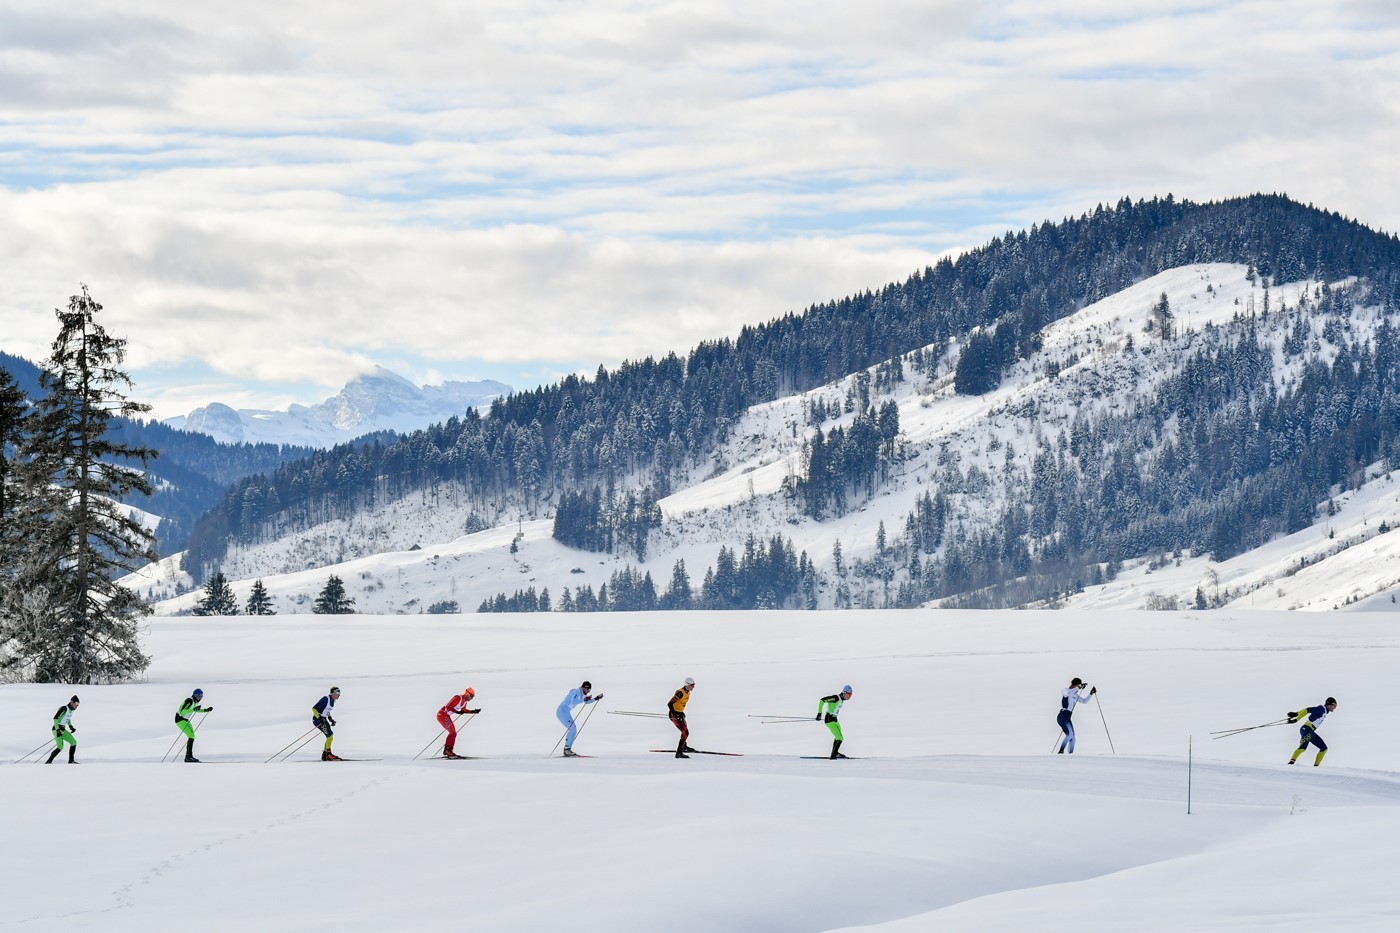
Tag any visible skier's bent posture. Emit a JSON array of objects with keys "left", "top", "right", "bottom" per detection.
[
  {"left": 175, "top": 688, "right": 213, "bottom": 762},
  {"left": 556, "top": 680, "right": 603, "bottom": 757},
  {"left": 47, "top": 695, "right": 80, "bottom": 764},
  {"left": 312, "top": 686, "right": 341, "bottom": 761},
  {"left": 816, "top": 685, "right": 854, "bottom": 759},
  {"left": 669, "top": 677, "right": 696, "bottom": 758},
  {"left": 1056, "top": 678, "right": 1096, "bottom": 754},
  {"left": 1288, "top": 697, "right": 1337, "bottom": 766},
  {"left": 437, "top": 687, "right": 480, "bottom": 759}
]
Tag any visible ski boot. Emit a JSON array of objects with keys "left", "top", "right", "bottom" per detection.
[
  {"left": 184, "top": 756, "right": 202, "bottom": 763},
  {"left": 322, "top": 749, "right": 341, "bottom": 761},
  {"left": 675, "top": 751, "right": 690, "bottom": 758},
  {"left": 562, "top": 747, "right": 579, "bottom": 758}
]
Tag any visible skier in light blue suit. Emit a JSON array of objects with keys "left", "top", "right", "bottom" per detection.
[{"left": 556, "top": 680, "right": 603, "bottom": 757}]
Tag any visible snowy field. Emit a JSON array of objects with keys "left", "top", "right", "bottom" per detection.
[{"left": 3, "top": 610, "right": 1398, "bottom": 931}]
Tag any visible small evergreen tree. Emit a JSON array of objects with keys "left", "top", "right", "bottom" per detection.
[
  {"left": 193, "top": 571, "right": 238, "bottom": 616},
  {"left": 313, "top": 575, "right": 356, "bottom": 614},
  {"left": 245, "top": 579, "right": 276, "bottom": 615}
]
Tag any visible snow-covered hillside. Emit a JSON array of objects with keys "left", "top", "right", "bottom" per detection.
[
  {"left": 164, "top": 365, "right": 510, "bottom": 448},
  {"left": 142, "top": 262, "right": 1400, "bottom": 616},
  {"left": 3, "top": 609, "right": 1397, "bottom": 931}
]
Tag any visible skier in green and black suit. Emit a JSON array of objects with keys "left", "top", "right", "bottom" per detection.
[
  {"left": 46, "top": 695, "right": 80, "bottom": 764},
  {"left": 175, "top": 688, "right": 213, "bottom": 762},
  {"left": 816, "top": 685, "right": 853, "bottom": 759}
]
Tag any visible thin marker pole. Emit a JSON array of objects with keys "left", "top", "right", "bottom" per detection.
[{"left": 1187, "top": 735, "right": 1193, "bottom": 815}]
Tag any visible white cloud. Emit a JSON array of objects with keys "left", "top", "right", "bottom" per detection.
[{"left": 2, "top": 1, "right": 1398, "bottom": 416}]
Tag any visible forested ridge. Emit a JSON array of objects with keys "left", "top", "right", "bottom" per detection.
[{"left": 183, "top": 194, "right": 1400, "bottom": 586}]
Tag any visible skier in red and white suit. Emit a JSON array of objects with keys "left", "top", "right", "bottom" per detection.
[{"left": 438, "top": 687, "right": 480, "bottom": 758}]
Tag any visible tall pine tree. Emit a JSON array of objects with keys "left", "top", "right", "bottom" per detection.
[{"left": 6, "top": 287, "right": 157, "bottom": 683}]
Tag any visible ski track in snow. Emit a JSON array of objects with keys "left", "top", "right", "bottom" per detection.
[{"left": 4, "top": 611, "right": 1400, "bottom": 931}]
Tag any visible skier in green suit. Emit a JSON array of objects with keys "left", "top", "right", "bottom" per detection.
[
  {"left": 815, "top": 685, "right": 853, "bottom": 759},
  {"left": 175, "top": 688, "right": 213, "bottom": 763},
  {"left": 46, "top": 695, "right": 80, "bottom": 764}
]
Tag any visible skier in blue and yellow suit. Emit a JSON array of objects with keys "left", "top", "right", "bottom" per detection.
[{"left": 1288, "top": 697, "right": 1337, "bottom": 766}]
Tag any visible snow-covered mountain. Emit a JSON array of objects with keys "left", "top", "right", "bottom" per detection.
[
  {"left": 140, "top": 197, "right": 1400, "bottom": 616},
  {"left": 132, "top": 263, "right": 1400, "bottom": 617},
  {"left": 164, "top": 366, "right": 510, "bottom": 448}
]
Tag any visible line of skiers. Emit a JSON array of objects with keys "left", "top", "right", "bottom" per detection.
[
  {"left": 1054, "top": 677, "right": 1339, "bottom": 767},
  {"left": 34, "top": 678, "right": 1338, "bottom": 767}
]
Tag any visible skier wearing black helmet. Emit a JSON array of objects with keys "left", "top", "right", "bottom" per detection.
[
  {"left": 557, "top": 680, "right": 603, "bottom": 757},
  {"left": 1056, "top": 678, "right": 1096, "bottom": 754},
  {"left": 1288, "top": 697, "right": 1337, "bottom": 766},
  {"left": 46, "top": 696, "right": 80, "bottom": 764},
  {"left": 175, "top": 688, "right": 213, "bottom": 762}
]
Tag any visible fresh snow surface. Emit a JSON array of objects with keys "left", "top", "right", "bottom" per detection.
[
  {"left": 3, "top": 610, "right": 1398, "bottom": 931},
  {"left": 163, "top": 365, "right": 510, "bottom": 448}
]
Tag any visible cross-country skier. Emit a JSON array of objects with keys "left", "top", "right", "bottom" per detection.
[
  {"left": 815, "top": 685, "right": 854, "bottom": 759},
  {"left": 46, "top": 696, "right": 80, "bottom": 764},
  {"left": 556, "top": 680, "right": 603, "bottom": 757},
  {"left": 668, "top": 677, "right": 696, "bottom": 758},
  {"left": 175, "top": 688, "right": 213, "bottom": 763},
  {"left": 1056, "top": 678, "right": 1096, "bottom": 754},
  {"left": 312, "top": 686, "right": 342, "bottom": 761},
  {"left": 438, "top": 687, "right": 481, "bottom": 759},
  {"left": 1288, "top": 697, "right": 1337, "bottom": 766}
]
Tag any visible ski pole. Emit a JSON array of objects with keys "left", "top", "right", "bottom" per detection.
[
  {"left": 15, "top": 738, "right": 53, "bottom": 763},
  {"left": 759, "top": 719, "right": 817, "bottom": 724},
  {"left": 265, "top": 728, "right": 317, "bottom": 763},
  {"left": 163, "top": 713, "right": 209, "bottom": 763},
  {"left": 275, "top": 731, "right": 321, "bottom": 763},
  {"left": 1092, "top": 694, "right": 1114, "bottom": 750},
  {"left": 747, "top": 714, "right": 814, "bottom": 720},
  {"left": 1209, "top": 718, "right": 1289, "bottom": 737},
  {"left": 549, "top": 699, "right": 602, "bottom": 758},
  {"left": 608, "top": 710, "right": 667, "bottom": 718}
]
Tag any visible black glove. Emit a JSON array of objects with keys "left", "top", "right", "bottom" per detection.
[
  {"left": 328, "top": 717, "right": 337, "bottom": 727},
  {"left": 69, "top": 725, "right": 76, "bottom": 733},
  {"left": 815, "top": 714, "right": 821, "bottom": 720},
  {"left": 204, "top": 706, "right": 214, "bottom": 712},
  {"left": 594, "top": 693, "right": 604, "bottom": 701},
  {"left": 467, "top": 708, "right": 481, "bottom": 714},
  {"left": 1287, "top": 713, "right": 1297, "bottom": 722},
  {"left": 1090, "top": 687, "right": 1097, "bottom": 695}
]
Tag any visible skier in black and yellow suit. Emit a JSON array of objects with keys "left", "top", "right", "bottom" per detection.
[{"left": 1288, "top": 697, "right": 1337, "bottom": 766}]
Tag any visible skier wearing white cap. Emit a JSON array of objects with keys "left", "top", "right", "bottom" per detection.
[
  {"left": 668, "top": 677, "right": 696, "bottom": 758},
  {"left": 816, "top": 685, "right": 853, "bottom": 759}
]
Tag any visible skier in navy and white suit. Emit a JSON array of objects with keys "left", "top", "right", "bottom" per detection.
[{"left": 1056, "top": 677, "right": 1096, "bottom": 753}]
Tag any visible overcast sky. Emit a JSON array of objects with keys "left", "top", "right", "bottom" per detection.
[{"left": 2, "top": 0, "right": 1398, "bottom": 419}]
